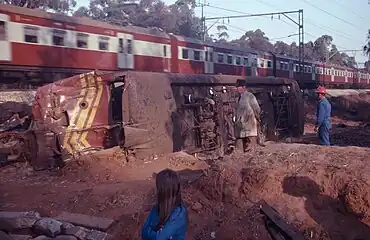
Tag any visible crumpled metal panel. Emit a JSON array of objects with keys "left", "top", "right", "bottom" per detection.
[{"left": 32, "top": 71, "right": 122, "bottom": 159}]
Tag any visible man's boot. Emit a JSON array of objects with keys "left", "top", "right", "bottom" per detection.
[{"left": 235, "top": 138, "right": 244, "bottom": 153}]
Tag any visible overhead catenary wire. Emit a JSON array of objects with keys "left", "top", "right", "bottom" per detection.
[
  {"left": 301, "top": 0, "right": 363, "bottom": 31},
  {"left": 255, "top": 0, "right": 364, "bottom": 45}
]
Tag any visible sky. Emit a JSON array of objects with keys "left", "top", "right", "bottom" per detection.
[{"left": 76, "top": 0, "right": 370, "bottom": 66}]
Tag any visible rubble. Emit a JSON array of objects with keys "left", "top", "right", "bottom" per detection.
[{"left": 0, "top": 212, "right": 114, "bottom": 240}]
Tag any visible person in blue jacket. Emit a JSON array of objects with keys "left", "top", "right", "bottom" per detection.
[
  {"left": 142, "top": 169, "right": 188, "bottom": 240},
  {"left": 314, "top": 86, "right": 332, "bottom": 146}
]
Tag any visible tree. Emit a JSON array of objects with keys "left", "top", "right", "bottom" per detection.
[
  {"left": 213, "top": 25, "right": 229, "bottom": 43},
  {"left": 0, "top": 0, "right": 76, "bottom": 13},
  {"left": 229, "top": 29, "right": 274, "bottom": 52},
  {"left": 79, "top": 0, "right": 202, "bottom": 38},
  {"left": 313, "top": 35, "right": 333, "bottom": 62}
]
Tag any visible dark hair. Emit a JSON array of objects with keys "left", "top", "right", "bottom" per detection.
[{"left": 155, "top": 169, "right": 182, "bottom": 230}]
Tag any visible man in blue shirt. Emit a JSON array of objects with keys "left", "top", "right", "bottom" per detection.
[{"left": 314, "top": 86, "right": 332, "bottom": 146}]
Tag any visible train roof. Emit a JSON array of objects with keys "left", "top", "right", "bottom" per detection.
[{"left": 0, "top": 3, "right": 170, "bottom": 38}]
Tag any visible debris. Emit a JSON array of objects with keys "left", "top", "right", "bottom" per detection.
[
  {"left": 0, "top": 211, "right": 113, "bottom": 240},
  {"left": 34, "top": 218, "right": 63, "bottom": 237},
  {"left": 10, "top": 235, "right": 33, "bottom": 240},
  {"left": 192, "top": 202, "right": 203, "bottom": 211},
  {"left": 54, "top": 236, "right": 78, "bottom": 240},
  {"left": 55, "top": 212, "right": 115, "bottom": 232},
  {"left": 85, "top": 230, "right": 110, "bottom": 240},
  {"left": 259, "top": 200, "right": 305, "bottom": 240},
  {"left": 64, "top": 226, "right": 88, "bottom": 239},
  {"left": 32, "top": 236, "right": 50, "bottom": 240},
  {"left": 0, "top": 211, "right": 40, "bottom": 232},
  {"left": 0, "top": 231, "right": 12, "bottom": 240}
]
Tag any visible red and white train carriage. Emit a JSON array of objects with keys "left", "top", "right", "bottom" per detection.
[{"left": 0, "top": 3, "right": 369, "bottom": 89}]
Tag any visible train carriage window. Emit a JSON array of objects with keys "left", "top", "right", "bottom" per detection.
[
  {"left": 294, "top": 64, "right": 298, "bottom": 72},
  {"left": 227, "top": 55, "right": 233, "bottom": 64},
  {"left": 127, "top": 39, "right": 132, "bottom": 54},
  {"left": 182, "top": 49, "right": 189, "bottom": 59},
  {"left": 76, "top": 33, "right": 88, "bottom": 48},
  {"left": 308, "top": 66, "right": 312, "bottom": 73},
  {"left": 0, "top": 21, "right": 6, "bottom": 41},
  {"left": 236, "top": 56, "right": 241, "bottom": 65},
  {"left": 304, "top": 66, "right": 307, "bottom": 73},
  {"left": 98, "top": 36, "right": 109, "bottom": 51},
  {"left": 205, "top": 51, "right": 208, "bottom": 61},
  {"left": 193, "top": 50, "right": 200, "bottom": 60},
  {"left": 209, "top": 52, "right": 213, "bottom": 62},
  {"left": 279, "top": 62, "right": 283, "bottom": 70},
  {"left": 163, "top": 45, "right": 167, "bottom": 57},
  {"left": 24, "top": 26, "right": 39, "bottom": 43},
  {"left": 267, "top": 60, "right": 272, "bottom": 68},
  {"left": 243, "top": 57, "right": 248, "bottom": 66},
  {"left": 52, "top": 29, "right": 66, "bottom": 46},
  {"left": 118, "top": 38, "right": 123, "bottom": 53},
  {"left": 218, "top": 54, "right": 224, "bottom": 63}
]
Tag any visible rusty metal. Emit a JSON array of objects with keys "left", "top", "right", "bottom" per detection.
[
  {"left": 259, "top": 200, "right": 305, "bottom": 240},
  {"left": 0, "top": 71, "right": 305, "bottom": 169}
]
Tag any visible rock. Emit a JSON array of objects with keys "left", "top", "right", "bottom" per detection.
[
  {"left": 55, "top": 212, "right": 114, "bottom": 231},
  {"left": 192, "top": 202, "right": 203, "bottom": 211},
  {"left": 34, "top": 218, "right": 63, "bottom": 237},
  {"left": 9, "top": 235, "right": 32, "bottom": 240},
  {"left": 54, "top": 236, "right": 78, "bottom": 240},
  {"left": 32, "top": 236, "right": 51, "bottom": 240},
  {"left": 64, "top": 226, "right": 88, "bottom": 240},
  {"left": 0, "top": 211, "right": 40, "bottom": 232},
  {"left": 61, "top": 222, "right": 75, "bottom": 232},
  {"left": 86, "top": 230, "right": 111, "bottom": 240},
  {"left": 0, "top": 230, "right": 12, "bottom": 240}
]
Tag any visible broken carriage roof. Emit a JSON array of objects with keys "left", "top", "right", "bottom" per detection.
[{"left": 36, "top": 71, "right": 300, "bottom": 95}]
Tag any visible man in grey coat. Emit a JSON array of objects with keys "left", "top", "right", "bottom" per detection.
[{"left": 234, "top": 79, "right": 261, "bottom": 152}]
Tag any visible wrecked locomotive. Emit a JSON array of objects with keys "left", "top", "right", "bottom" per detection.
[{"left": 0, "top": 71, "right": 304, "bottom": 169}]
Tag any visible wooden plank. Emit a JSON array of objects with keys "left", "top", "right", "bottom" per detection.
[{"left": 259, "top": 200, "right": 305, "bottom": 240}]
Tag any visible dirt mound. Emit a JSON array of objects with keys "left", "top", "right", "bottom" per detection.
[
  {"left": 189, "top": 144, "right": 370, "bottom": 239},
  {"left": 2, "top": 143, "right": 370, "bottom": 239},
  {"left": 341, "top": 178, "right": 370, "bottom": 220}
]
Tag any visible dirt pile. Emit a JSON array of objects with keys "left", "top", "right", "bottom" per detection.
[
  {"left": 185, "top": 144, "right": 370, "bottom": 239},
  {"left": 1, "top": 143, "right": 370, "bottom": 239}
]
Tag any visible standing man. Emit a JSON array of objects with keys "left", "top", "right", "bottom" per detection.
[
  {"left": 314, "top": 86, "right": 332, "bottom": 146},
  {"left": 234, "top": 79, "right": 261, "bottom": 152}
]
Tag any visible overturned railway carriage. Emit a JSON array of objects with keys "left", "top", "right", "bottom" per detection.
[
  {"left": 27, "top": 71, "right": 303, "bottom": 169},
  {"left": 0, "top": 4, "right": 369, "bottom": 89}
]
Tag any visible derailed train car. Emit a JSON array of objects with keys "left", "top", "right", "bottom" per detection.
[{"left": 26, "top": 71, "right": 303, "bottom": 169}]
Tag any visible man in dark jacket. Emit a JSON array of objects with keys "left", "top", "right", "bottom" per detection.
[{"left": 314, "top": 86, "right": 332, "bottom": 145}]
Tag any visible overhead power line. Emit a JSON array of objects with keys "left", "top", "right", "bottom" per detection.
[
  {"left": 301, "top": 0, "right": 362, "bottom": 31},
  {"left": 332, "top": 0, "right": 369, "bottom": 23},
  {"left": 255, "top": 0, "right": 363, "bottom": 45}
]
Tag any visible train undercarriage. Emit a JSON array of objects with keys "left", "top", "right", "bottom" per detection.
[
  {"left": 0, "top": 71, "right": 304, "bottom": 169},
  {"left": 169, "top": 78, "right": 304, "bottom": 157}
]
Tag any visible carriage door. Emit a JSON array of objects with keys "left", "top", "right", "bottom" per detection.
[
  {"left": 163, "top": 45, "right": 170, "bottom": 72},
  {"left": 0, "top": 14, "right": 11, "bottom": 61},
  {"left": 117, "top": 33, "right": 134, "bottom": 69},
  {"left": 250, "top": 54, "right": 258, "bottom": 76},
  {"left": 311, "top": 65, "right": 316, "bottom": 82},
  {"left": 289, "top": 60, "right": 294, "bottom": 79},
  {"left": 204, "top": 47, "right": 214, "bottom": 74}
]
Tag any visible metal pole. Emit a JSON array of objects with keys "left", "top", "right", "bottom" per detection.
[{"left": 299, "top": 9, "right": 304, "bottom": 89}]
